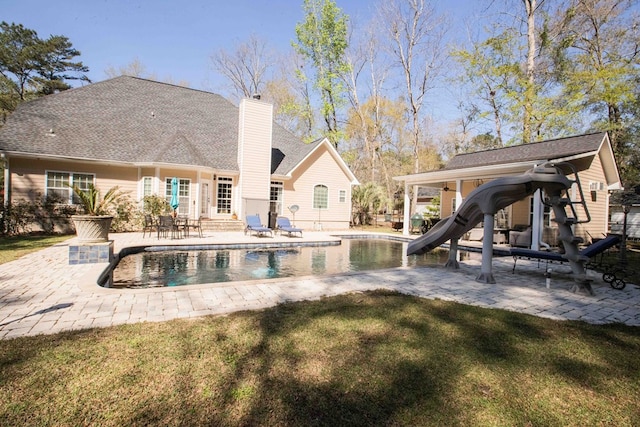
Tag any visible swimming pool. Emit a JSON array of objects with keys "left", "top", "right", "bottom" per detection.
[{"left": 108, "top": 237, "right": 470, "bottom": 289}]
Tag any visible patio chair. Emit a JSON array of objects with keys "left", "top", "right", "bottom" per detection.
[
  {"left": 245, "top": 214, "right": 272, "bottom": 237},
  {"left": 185, "top": 217, "right": 203, "bottom": 238},
  {"left": 142, "top": 214, "right": 156, "bottom": 238},
  {"left": 276, "top": 217, "right": 302, "bottom": 237},
  {"left": 157, "top": 215, "right": 179, "bottom": 239}
]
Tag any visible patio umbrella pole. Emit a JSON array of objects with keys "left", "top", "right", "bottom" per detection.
[{"left": 170, "top": 177, "right": 179, "bottom": 217}]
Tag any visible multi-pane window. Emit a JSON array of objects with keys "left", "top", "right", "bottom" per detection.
[
  {"left": 46, "top": 171, "right": 94, "bottom": 204},
  {"left": 270, "top": 181, "right": 283, "bottom": 214},
  {"left": 313, "top": 184, "right": 328, "bottom": 209},
  {"left": 339, "top": 189, "right": 346, "bottom": 203},
  {"left": 165, "top": 178, "right": 190, "bottom": 215},
  {"left": 142, "top": 177, "right": 153, "bottom": 197},
  {"left": 71, "top": 174, "right": 93, "bottom": 204},
  {"left": 217, "top": 177, "right": 233, "bottom": 214}
]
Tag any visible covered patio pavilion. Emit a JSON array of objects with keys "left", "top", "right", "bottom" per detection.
[{"left": 393, "top": 132, "right": 622, "bottom": 251}]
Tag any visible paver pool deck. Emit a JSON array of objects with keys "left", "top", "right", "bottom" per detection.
[{"left": 1, "top": 231, "right": 638, "bottom": 340}]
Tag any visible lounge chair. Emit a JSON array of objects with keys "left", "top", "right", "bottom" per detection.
[
  {"left": 245, "top": 215, "right": 273, "bottom": 237},
  {"left": 276, "top": 217, "right": 302, "bottom": 237},
  {"left": 510, "top": 235, "right": 620, "bottom": 273}
]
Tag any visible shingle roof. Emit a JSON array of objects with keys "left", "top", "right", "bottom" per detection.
[
  {"left": 445, "top": 132, "right": 606, "bottom": 170},
  {"left": 0, "top": 76, "right": 317, "bottom": 174}
]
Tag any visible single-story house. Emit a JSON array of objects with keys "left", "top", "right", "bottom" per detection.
[
  {"left": 0, "top": 76, "right": 359, "bottom": 230},
  {"left": 394, "top": 132, "right": 622, "bottom": 250}
]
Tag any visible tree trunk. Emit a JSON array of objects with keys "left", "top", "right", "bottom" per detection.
[{"left": 523, "top": 0, "right": 536, "bottom": 144}]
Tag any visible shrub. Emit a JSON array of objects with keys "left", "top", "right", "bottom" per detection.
[
  {"left": 110, "top": 195, "right": 143, "bottom": 232},
  {"left": 142, "top": 194, "right": 171, "bottom": 217}
]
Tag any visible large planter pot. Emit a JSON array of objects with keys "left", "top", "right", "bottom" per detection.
[{"left": 71, "top": 215, "right": 113, "bottom": 243}]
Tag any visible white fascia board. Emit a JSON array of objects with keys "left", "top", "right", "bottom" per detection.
[
  {"left": 393, "top": 160, "right": 543, "bottom": 186},
  {"left": 550, "top": 150, "right": 598, "bottom": 163}
]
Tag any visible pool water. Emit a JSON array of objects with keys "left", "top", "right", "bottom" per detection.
[{"left": 109, "top": 239, "right": 469, "bottom": 289}]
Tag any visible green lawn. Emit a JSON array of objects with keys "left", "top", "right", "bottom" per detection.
[
  {"left": 1, "top": 291, "right": 639, "bottom": 426},
  {"left": 0, "top": 234, "right": 72, "bottom": 264}
]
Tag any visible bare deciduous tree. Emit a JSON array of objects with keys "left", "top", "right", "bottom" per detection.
[
  {"left": 377, "top": 0, "right": 448, "bottom": 174},
  {"left": 211, "top": 34, "right": 273, "bottom": 101},
  {"left": 343, "top": 22, "right": 391, "bottom": 186},
  {"left": 104, "top": 58, "right": 190, "bottom": 87}
]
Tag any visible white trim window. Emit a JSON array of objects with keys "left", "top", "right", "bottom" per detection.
[
  {"left": 217, "top": 177, "right": 233, "bottom": 214},
  {"left": 339, "top": 189, "right": 346, "bottom": 203},
  {"left": 165, "top": 178, "right": 191, "bottom": 216},
  {"left": 46, "top": 171, "right": 94, "bottom": 204},
  {"left": 313, "top": 184, "right": 329, "bottom": 209},
  {"left": 141, "top": 176, "right": 153, "bottom": 197},
  {"left": 270, "top": 181, "right": 284, "bottom": 215}
]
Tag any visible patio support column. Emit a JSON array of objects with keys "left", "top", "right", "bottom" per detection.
[
  {"left": 455, "top": 179, "right": 463, "bottom": 212},
  {"left": 193, "top": 173, "right": 201, "bottom": 219},
  {"left": 402, "top": 182, "right": 411, "bottom": 235},
  {"left": 476, "top": 213, "right": 496, "bottom": 283},
  {"left": 154, "top": 167, "right": 160, "bottom": 194},
  {"left": 444, "top": 237, "right": 460, "bottom": 269},
  {"left": 531, "top": 189, "right": 543, "bottom": 250}
]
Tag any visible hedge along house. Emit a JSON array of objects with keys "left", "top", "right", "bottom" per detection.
[
  {"left": 394, "top": 132, "right": 622, "bottom": 250},
  {"left": 0, "top": 76, "right": 359, "bottom": 231}
]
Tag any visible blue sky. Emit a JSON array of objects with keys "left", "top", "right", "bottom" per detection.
[{"left": 3, "top": 1, "right": 480, "bottom": 90}]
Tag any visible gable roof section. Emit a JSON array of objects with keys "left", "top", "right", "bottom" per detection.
[
  {"left": 287, "top": 137, "right": 359, "bottom": 184},
  {"left": 0, "top": 76, "right": 315, "bottom": 174},
  {"left": 394, "top": 132, "right": 621, "bottom": 190},
  {"left": 445, "top": 132, "right": 607, "bottom": 170}
]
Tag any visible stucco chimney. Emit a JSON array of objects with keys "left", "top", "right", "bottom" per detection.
[{"left": 236, "top": 97, "right": 273, "bottom": 216}]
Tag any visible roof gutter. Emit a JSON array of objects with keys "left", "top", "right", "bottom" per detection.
[{"left": 2, "top": 150, "right": 136, "bottom": 167}]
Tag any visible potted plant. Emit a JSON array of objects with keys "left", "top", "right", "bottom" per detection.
[{"left": 70, "top": 184, "right": 124, "bottom": 243}]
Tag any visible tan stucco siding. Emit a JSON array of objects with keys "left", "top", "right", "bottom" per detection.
[{"left": 284, "top": 146, "right": 353, "bottom": 229}]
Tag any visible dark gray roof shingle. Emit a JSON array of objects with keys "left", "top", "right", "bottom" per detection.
[
  {"left": 445, "top": 132, "right": 606, "bottom": 170},
  {"left": 0, "top": 76, "right": 315, "bottom": 174}
]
